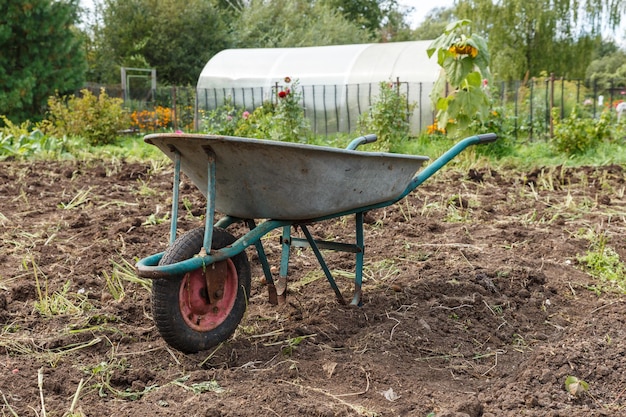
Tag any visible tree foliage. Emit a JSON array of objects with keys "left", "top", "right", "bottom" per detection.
[
  {"left": 412, "top": 7, "right": 456, "bottom": 41},
  {"left": 321, "top": 0, "right": 402, "bottom": 35},
  {"left": 232, "top": 0, "right": 373, "bottom": 48},
  {"left": 0, "top": 0, "right": 86, "bottom": 124},
  {"left": 453, "top": 0, "right": 626, "bottom": 80},
  {"left": 101, "top": 0, "right": 230, "bottom": 85},
  {"left": 586, "top": 50, "right": 626, "bottom": 89}
]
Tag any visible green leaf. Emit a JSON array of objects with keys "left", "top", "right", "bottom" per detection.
[
  {"left": 565, "top": 376, "right": 589, "bottom": 396},
  {"left": 442, "top": 57, "right": 475, "bottom": 86}
]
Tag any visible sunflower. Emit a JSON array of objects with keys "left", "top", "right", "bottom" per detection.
[{"left": 449, "top": 44, "right": 478, "bottom": 58}]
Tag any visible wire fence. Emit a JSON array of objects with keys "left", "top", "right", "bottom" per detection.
[
  {"left": 83, "top": 76, "right": 626, "bottom": 139},
  {"left": 194, "top": 80, "right": 434, "bottom": 135}
]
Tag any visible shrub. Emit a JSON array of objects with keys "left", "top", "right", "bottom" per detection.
[
  {"left": 468, "top": 107, "right": 516, "bottom": 158},
  {"left": 212, "top": 77, "right": 311, "bottom": 143},
  {"left": 233, "top": 104, "right": 275, "bottom": 138},
  {"left": 552, "top": 106, "right": 611, "bottom": 156},
  {"left": 358, "top": 81, "right": 415, "bottom": 152},
  {"left": 200, "top": 98, "right": 245, "bottom": 136},
  {"left": 42, "top": 88, "right": 130, "bottom": 146}
]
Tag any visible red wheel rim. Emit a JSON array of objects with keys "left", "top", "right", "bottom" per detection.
[{"left": 178, "top": 259, "right": 239, "bottom": 332}]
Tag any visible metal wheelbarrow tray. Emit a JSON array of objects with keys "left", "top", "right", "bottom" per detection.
[{"left": 136, "top": 132, "right": 497, "bottom": 353}]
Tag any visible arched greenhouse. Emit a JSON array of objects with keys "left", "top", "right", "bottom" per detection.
[{"left": 196, "top": 41, "right": 440, "bottom": 135}]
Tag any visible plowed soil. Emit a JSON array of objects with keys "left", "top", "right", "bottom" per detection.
[{"left": 1, "top": 157, "right": 625, "bottom": 417}]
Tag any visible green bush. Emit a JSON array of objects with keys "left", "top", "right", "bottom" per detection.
[
  {"left": 233, "top": 103, "right": 275, "bottom": 139},
  {"left": 200, "top": 98, "right": 246, "bottom": 136},
  {"left": 552, "top": 106, "right": 611, "bottom": 156},
  {"left": 237, "top": 78, "right": 311, "bottom": 143},
  {"left": 468, "top": 106, "right": 516, "bottom": 158},
  {"left": 358, "top": 81, "right": 415, "bottom": 152},
  {"left": 41, "top": 88, "right": 130, "bottom": 146},
  {"left": 0, "top": 116, "right": 79, "bottom": 160}
]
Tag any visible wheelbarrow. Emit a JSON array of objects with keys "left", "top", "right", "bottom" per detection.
[{"left": 136, "top": 132, "right": 497, "bottom": 353}]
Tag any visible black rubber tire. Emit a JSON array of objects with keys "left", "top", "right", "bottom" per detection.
[{"left": 152, "top": 227, "right": 251, "bottom": 353}]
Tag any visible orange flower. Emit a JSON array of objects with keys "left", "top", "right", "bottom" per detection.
[
  {"left": 130, "top": 106, "right": 174, "bottom": 131},
  {"left": 427, "top": 120, "right": 446, "bottom": 135}
]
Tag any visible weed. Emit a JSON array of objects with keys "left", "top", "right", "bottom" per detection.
[
  {"left": 96, "top": 368, "right": 157, "bottom": 400},
  {"left": 264, "top": 334, "right": 317, "bottom": 357},
  {"left": 511, "top": 333, "right": 532, "bottom": 353},
  {"left": 136, "top": 179, "right": 158, "bottom": 197},
  {"left": 83, "top": 357, "right": 157, "bottom": 400},
  {"left": 565, "top": 375, "right": 589, "bottom": 397},
  {"left": 171, "top": 375, "right": 225, "bottom": 394},
  {"left": 143, "top": 211, "right": 169, "bottom": 226},
  {"left": 577, "top": 231, "right": 626, "bottom": 293},
  {"left": 34, "top": 279, "right": 92, "bottom": 317},
  {"left": 444, "top": 204, "right": 470, "bottom": 223}
]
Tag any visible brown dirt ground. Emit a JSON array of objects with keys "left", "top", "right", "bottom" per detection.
[{"left": 0, "top": 156, "right": 625, "bottom": 417}]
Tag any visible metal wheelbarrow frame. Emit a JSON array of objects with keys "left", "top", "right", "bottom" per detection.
[{"left": 136, "top": 132, "right": 497, "bottom": 352}]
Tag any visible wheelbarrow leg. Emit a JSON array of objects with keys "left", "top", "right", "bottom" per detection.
[
  {"left": 246, "top": 219, "right": 278, "bottom": 305},
  {"left": 168, "top": 147, "right": 181, "bottom": 245},
  {"left": 201, "top": 147, "right": 216, "bottom": 254},
  {"left": 277, "top": 226, "right": 291, "bottom": 304},
  {"left": 301, "top": 225, "right": 346, "bottom": 305},
  {"left": 351, "top": 212, "right": 365, "bottom": 306}
]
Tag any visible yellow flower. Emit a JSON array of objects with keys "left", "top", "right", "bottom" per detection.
[{"left": 449, "top": 44, "right": 478, "bottom": 58}]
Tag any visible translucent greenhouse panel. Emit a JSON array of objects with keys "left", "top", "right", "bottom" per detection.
[{"left": 196, "top": 41, "right": 440, "bottom": 135}]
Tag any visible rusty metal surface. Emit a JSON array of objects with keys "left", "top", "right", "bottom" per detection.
[
  {"left": 204, "top": 260, "right": 228, "bottom": 306},
  {"left": 145, "top": 133, "right": 429, "bottom": 220}
]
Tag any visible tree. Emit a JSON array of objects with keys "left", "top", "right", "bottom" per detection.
[
  {"left": 79, "top": 0, "right": 118, "bottom": 84},
  {"left": 232, "top": 0, "right": 373, "bottom": 48},
  {"left": 322, "top": 0, "right": 390, "bottom": 34},
  {"left": 379, "top": 7, "right": 414, "bottom": 42},
  {"left": 0, "top": 0, "right": 86, "bottom": 123},
  {"left": 322, "top": 0, "right": 416, "bottom": 41},
  {"left": 586, "top": 49, "right": 626, "bottom": 90},
  {"left": 412, "top": 7, "right": 456, "bottom": 41},
  {"left": 101, "top": 0, "right": 231, "bottom": 85},
  {"left": 454, "top": 0, "right": 626, "bottom": 80}
]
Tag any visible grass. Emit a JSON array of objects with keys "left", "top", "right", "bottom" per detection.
[
  {"left": 103, "top": 257, "right": 152, "bottom": 301},
  {"left": 28, "top": 256, "right": 93, "bottom": 318},
  {"left": 58, "top": 187, "right": 93, "bottom": 210}
]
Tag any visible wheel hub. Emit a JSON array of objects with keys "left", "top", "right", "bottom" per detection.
[{"left": 179, "top": 259, "right": 238, "bottom": 332}]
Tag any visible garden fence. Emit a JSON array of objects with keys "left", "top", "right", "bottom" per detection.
[{"left": 84, "top": 76, "right": 626, "bottom": 139}]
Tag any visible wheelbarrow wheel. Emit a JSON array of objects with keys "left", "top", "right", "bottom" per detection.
[{"left": 152, "top": 227, "right": 251, "bottom": 353}]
